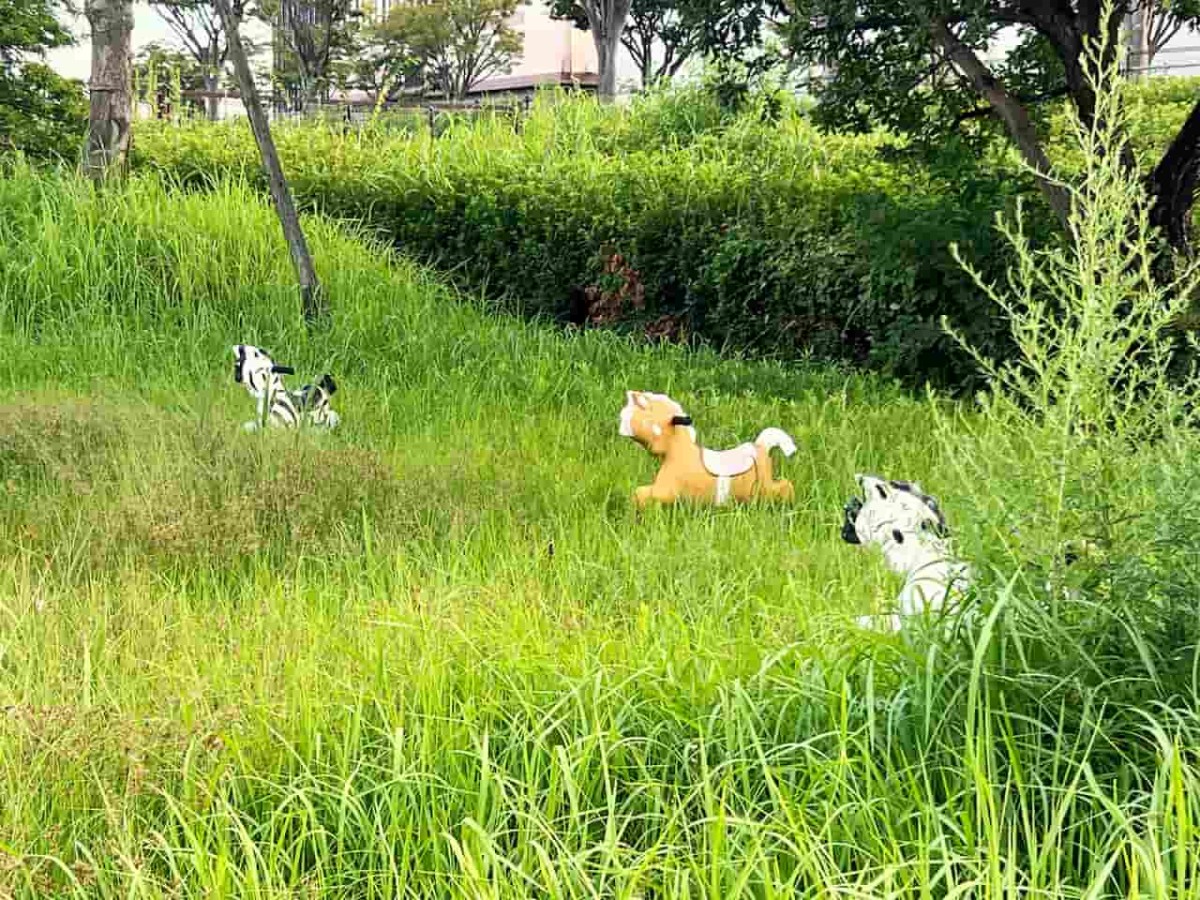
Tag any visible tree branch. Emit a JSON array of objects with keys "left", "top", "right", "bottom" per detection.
[
  {"left": 928, "top": 16, "right": 1072, "bottom": 232},
  {"left": 953, "top": 86, "right": 1071, "bottom": 123}
]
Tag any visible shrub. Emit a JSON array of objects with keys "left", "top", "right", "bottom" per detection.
[{"left": 133, "top": 91, "right": 1042, "bottom": 390}]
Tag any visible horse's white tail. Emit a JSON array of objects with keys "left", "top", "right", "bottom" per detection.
[{"left": 755, "top": 427, "right": 797, "bottom": 457}]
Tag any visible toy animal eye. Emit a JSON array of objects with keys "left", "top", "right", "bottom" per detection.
[{"left": 892, "top": 529, "right": 904, "bottom": 544}]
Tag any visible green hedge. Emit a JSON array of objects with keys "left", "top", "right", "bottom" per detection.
[{"left": 134, "top": 91, "right": 1048, "bottom": 389}]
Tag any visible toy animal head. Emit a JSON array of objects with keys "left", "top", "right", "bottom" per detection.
[
  {"left": 232, "top": 344, "right": 294, "bottom": 399},
  {"left": 841, "top": 474, "right": 949, "bottom": 571},
  {"left": 293, "top": 374, "right": 340, "bottom": 427},
  {"left": 618, "top": 390, "right": 697, "bottom": 456}
]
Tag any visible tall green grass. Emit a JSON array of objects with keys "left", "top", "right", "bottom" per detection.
[{"left": 2, "top": 45, "right": 1200, "bottom": 893}]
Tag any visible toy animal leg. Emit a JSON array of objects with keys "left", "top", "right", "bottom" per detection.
[
  {"left": 753, "top": 449, "right": 794, "bottom": 501},
  {"left": 764, "top": 478, "right": 795, "bottom": 501},
  {"left": 634, "top": 484, "right": 678, "bottom": 508}
]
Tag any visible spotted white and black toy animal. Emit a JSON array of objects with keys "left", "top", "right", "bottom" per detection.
[
  {"left": 841, "top": 474, "right": 971, "bottom": 631},
  {"left": 232, "top": 344, "right": 340, "bottom": 432}
]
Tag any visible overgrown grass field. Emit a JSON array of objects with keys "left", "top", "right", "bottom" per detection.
[
  {"left": 0, "top": 169, "right": 959, "bottom": 896},
  {"left": 3, "top": 62, "right": 1200, "bottom": 894}
]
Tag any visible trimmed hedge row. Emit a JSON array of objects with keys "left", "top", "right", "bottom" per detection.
[{"left": 134, "top": 93, "right": 1048, "bottom": 388}]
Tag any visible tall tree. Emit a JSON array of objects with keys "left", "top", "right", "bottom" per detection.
[
  {"left": 84, "top": 0, "right": 133, "bottom": 179},
  {"left": 350, "top": 16, "right": 419, "bottom": 103},
  {"left": 1126, "top": 1, "right": 1198, "bottom": 77},
  {"left": 785, "top": 1, "right": 1200, "bottom": 252},
  {"left": 550, "top": 0, "right": 632, "bottom": 99},
  {"left": 147, "top": 0, "right": 236, "bottom": 119},
  {"left": 620, "top": 0, "right": 700, "bottom": 85},
  {"left": 259, "top": 0, "right": 359, "bottom": 108},
  {"left": 377, "top": 0, "right": 522, "bottom": 99},
  {"left": 0, "top": 0, "right": 86, "bottom": 157},
  {"left": 552, "top": 0, "right": 775, "bottom": 90}
]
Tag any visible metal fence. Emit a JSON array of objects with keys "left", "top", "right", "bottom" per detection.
[
  {"left": 268, "top": 95, "right": 535, "bottom": 132},
  {"left": 147, "top": 90, "right": 538, "bottom": 131}
]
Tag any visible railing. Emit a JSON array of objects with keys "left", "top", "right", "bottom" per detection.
[{"left": 137, "top": 90, "right": 539, "bottom": 130}]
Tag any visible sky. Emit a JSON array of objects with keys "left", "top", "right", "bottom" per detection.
[
  {"left": 45, "top": 3, "right": 270, "bottom": 83},
  {"left": 41, "top": 5, "right": 1200, "bottom": 87}
]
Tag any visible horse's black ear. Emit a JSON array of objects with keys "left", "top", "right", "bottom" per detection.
[
  {"left": 670, "top": 415, "right": 693, "bottom": 427},
  {"left": 319, "top": 374, "right": 337, "bottom": 395},
  {"left": 271, "top": 365, "right": 295, "bottom": 375}
]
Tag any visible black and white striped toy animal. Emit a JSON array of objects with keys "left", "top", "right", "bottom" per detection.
[
  {"left": 232, "top": 344, "right": 340, "bottom": 431},
  {"left": 841, "top": 474, "right": 970, "bottom": 631}
]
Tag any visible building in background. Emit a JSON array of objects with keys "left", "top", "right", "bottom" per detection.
[
  {"left": 470, "top": 0, "right": 603, "bottom": 95},
  {"left": 269, "top": 0, "right": 627, "bottom": 103}
]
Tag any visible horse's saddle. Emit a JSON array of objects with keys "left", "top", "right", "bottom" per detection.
[{"left": 701, "top": 443, "right": 758, "bottom": 478}]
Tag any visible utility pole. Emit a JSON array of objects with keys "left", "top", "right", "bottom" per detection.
[{"left": 213, "top": 0, "right": 326, "bottom": 326}]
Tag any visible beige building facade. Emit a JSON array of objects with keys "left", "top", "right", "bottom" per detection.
[{"left": 471, "top": 0, "right": 604, "bottom": 94}]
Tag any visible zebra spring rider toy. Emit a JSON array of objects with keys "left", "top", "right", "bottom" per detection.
[
  {"left": 232, "top": 344, "right": 340, "bottom": 431},
  {"left": 841, "top": 474, "right": 971, "bottom": 631},
  {"left": 618, "top": 390, "right": 797, "bottom": 508}
]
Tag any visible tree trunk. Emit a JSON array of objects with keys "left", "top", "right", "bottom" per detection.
[
  {"left": 1148, "top": 98, "right": 1200, "bottom": 255},
  {"left": 1127, "top": 7, "right": 1149, "bottom": 79},
  {"left": 205, "top": 70, "right": 221, "bottom": 120},
  {"left": 83, "top": 0, "right": 133, "bottom": 180},
  {"left": 214, "top": 0, "right": 326, "bottom": 325},
  {"left": 596, "top": 28, "right": 621, "bottom": 100}
]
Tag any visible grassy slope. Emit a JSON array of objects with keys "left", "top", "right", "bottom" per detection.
[
  {"left": 0, "top": 169, "right": 959, "bottom": 896},
  {"left": 5, "top": 169, "right": 1196, "bottom": 898}
]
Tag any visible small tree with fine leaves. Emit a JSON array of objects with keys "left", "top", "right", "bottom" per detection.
[
  {"left": 379, "top": 0, "right": 523, "bottom": 100},
  {"left": 0, "top": 0, "right": 86, "bottom": 157}
]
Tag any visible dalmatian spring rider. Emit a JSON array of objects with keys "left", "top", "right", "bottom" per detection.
[
  {"left": 841, "top": 474, "right": 971, "bottom": 631},
  {"left": 232, "top": 344, "right": 340, "bottom": 432},
  {"left": 618, "top": 390, "right": 797, "bottom": 508}
]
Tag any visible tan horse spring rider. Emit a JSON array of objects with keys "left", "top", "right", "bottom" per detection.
[{"left": 619, "top": 391, "right": 797, "bottom": 508}]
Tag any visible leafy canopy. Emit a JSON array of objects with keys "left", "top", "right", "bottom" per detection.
[
  {"left": 375, "top": 0, "right": 523, "bottom": 99},
  {"left": 784, "top": 1, "right": 1200, "bottom": 147},
  {"left": 0, "top": 0, "right": 86, "bottom": 158}
]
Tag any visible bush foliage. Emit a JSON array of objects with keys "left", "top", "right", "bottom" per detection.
[
  {"left": 133, "top": 78, "right": 1197, "bottom": 389},
  {"left": 134, "top": 88, "right": 1050, "bottom": 389}
]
